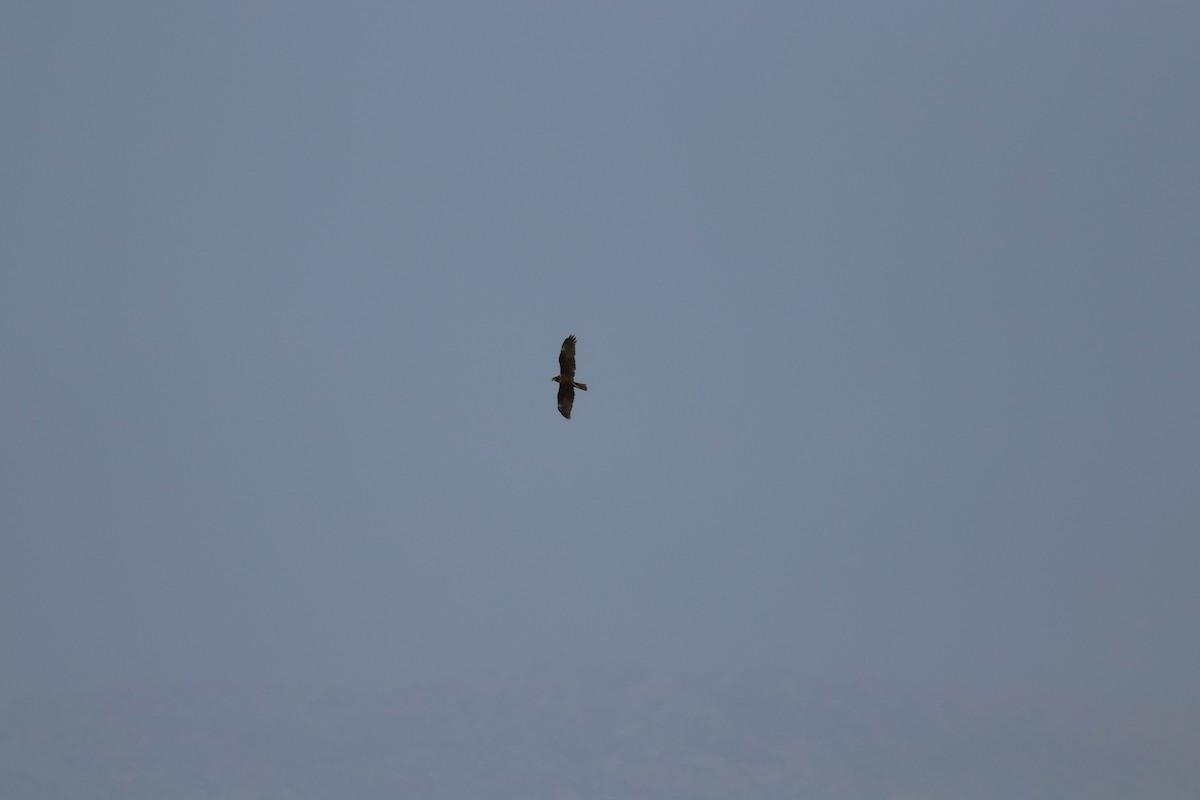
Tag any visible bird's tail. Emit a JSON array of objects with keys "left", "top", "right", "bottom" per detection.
[{"left": 574, "top": 382, "right": 588, "bottom": 391}]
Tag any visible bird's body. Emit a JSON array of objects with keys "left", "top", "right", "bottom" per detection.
[{"left": 552, "top": 335, "right": 588, "bottom": 419}]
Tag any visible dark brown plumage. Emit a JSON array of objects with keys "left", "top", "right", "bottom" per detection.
[{"left": 551, "top": 335, "right": 588, "bottom": 419}]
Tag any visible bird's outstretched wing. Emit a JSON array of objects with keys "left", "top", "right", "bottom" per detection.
[
  {"left": 557, "top": 383, "right": 575, "bottom": 419},
  {"left": 558, "top": 335, "right": 577, "bottom": 380}
]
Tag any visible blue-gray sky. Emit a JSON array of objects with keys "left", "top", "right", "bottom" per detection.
[{"left": 3, "top": 2, "right": 1198, "bottom": 705}]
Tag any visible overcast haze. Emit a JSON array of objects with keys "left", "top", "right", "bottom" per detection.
[{"left": 3, "top": 0, "right": 1198, "bottom": 720}]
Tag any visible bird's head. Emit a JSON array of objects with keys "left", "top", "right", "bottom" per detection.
[{"left": 550, "top": 376, "right": 561, "bottom": 384}]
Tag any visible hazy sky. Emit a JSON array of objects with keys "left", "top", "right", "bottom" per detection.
[{"left": 3, "top": 2, "right": 1197, "bottom": 706}]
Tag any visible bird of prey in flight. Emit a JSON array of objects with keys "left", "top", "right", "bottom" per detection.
[{"left": 552, "top": 335, "right": 588, "bottom": 419}]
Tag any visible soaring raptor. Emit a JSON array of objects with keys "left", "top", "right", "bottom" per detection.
[{"left": 551, "top": 335, "right": 588, "bottom": 419}]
